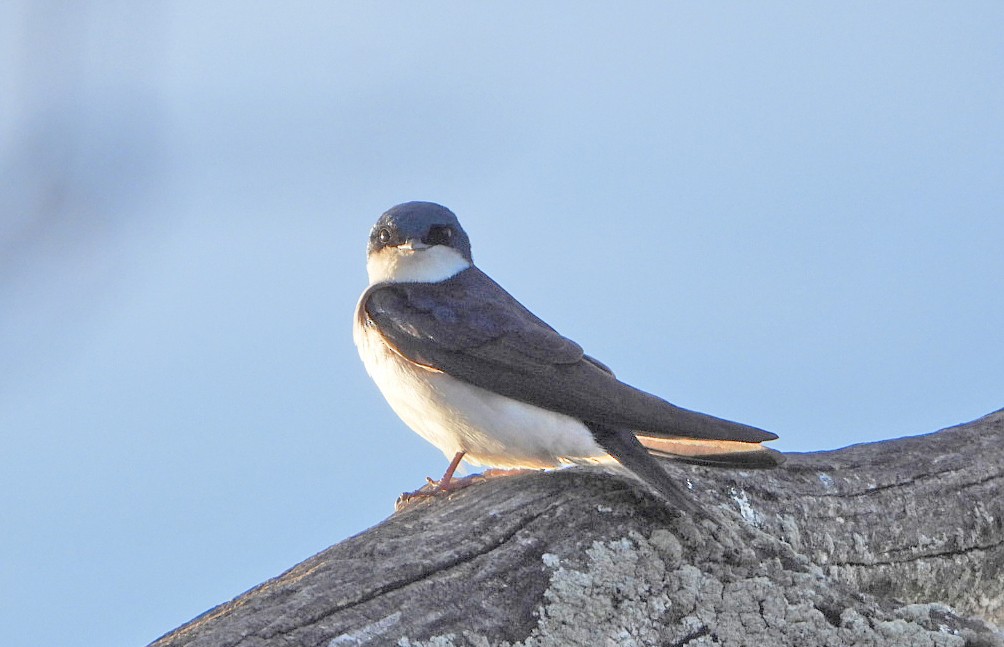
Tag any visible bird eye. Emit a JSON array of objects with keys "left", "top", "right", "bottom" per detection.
[
  {"left": 424, "top": 225, "right": 453, "bottom": 246},
  {"left": 376, "top": 227, "right": 392, "bottom": 245}
]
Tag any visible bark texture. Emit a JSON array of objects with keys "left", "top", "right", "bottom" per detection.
[{"left": 150, "top": 410, "right": 1004, "bottom": 647}]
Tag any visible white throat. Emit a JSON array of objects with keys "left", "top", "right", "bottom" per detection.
[{"left": 366, "top": 245, "right": 471, "bottom": 285}]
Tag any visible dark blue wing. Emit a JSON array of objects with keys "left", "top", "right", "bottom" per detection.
[{"left": 361, "top": 267, "right": 777, "bottom": 444}]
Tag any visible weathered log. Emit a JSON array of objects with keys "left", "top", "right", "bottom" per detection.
[{"left": 150, "top": 410, "right": 1004, "bottom": 646}]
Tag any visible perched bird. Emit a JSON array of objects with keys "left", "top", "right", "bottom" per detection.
[{"left": 354, "top": 201, "right": 781, "bottom": 512}]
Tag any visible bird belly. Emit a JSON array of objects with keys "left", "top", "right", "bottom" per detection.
[{"left": 354, "top": 320, "right": 608, "bottom": 469}]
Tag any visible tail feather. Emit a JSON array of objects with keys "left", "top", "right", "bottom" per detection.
[
  {"left": 581, "top": 423, "right": 784, "bottom": 514},
  {"left": 585, "top": 421, "right": 702, "bottom": 515},
  {"left": 636, "top": 435, "right": 785, "bottom": 468}
]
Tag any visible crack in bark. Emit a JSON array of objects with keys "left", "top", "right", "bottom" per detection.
[
  {"left": 846, "top": 466, "right": 1004, "bottom": 499},
  {"left": 957, "top": 471, "right": 1004, "bottom": 492},
  {"left": 791, "top": 465, "right": 1003, "bottom": 503},
  {"left": 668, "top": 624, "right": 709, "bottom": 646},
  {"left": 835, "top": 537, "right": 1004, "bottom": 568}
]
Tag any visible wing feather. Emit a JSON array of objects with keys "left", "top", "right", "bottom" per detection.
[{"left": 362, "top": 268, "right": 777, "bottom": 444}]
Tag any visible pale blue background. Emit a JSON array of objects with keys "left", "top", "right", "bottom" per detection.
[{"left": 1, "top": 3, "right": 1002, "bottom": 646}]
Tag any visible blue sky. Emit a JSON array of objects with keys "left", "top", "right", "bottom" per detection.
[{"left": 1, "top": 3, "right": 1002, "bottom": 646}]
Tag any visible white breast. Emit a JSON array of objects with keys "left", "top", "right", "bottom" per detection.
[{"left": 353, "top": 301, "right": 609, "bottom": 469}]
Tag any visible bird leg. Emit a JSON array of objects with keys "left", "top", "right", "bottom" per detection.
[{"left": 428, "top": 450, "right": 467, "bottom": 490}]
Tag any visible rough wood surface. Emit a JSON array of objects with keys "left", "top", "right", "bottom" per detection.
[{"left": 150, "top": 410, "right": 1004, "bottom": 647}]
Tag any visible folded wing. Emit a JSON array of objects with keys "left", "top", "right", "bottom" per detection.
[{"left": 362, "top": 267, "right": 778, "bottom": 447}]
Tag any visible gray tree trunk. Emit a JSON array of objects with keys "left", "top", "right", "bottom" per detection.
[{"left": 150, "top": 410, "right": 1004, "bottom": 647}]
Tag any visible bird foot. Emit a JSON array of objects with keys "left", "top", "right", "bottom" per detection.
[
  {"left": 394, "top": 467, "right": 539, "bottom": 511},
  {"left": 394, "top": 474, "right": 478, "bottom": 510}
]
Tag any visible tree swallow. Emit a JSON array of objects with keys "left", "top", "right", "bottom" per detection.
[{"left": 354, "top": 201, "right": 781, "bottom": 512}]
